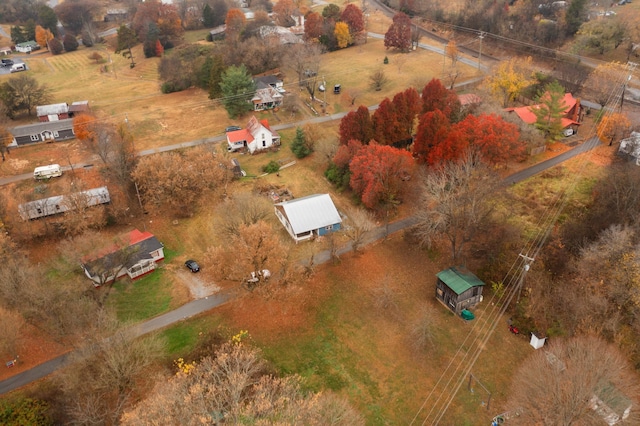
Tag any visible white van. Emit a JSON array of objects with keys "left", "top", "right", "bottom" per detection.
[
  {"left": 10, "top": 63, "right": 26, "bottom": 73},
  {"left": 34, "top": 164, "right": 62, "bottom": 180}
]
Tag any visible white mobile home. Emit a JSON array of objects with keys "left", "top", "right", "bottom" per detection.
[{"left": 33, "top": 164, "right": 62, "bottom": 180}]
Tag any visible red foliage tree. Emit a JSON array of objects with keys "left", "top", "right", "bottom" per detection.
[
  {"left": 372, "top": 98, "right": 396, "bottom": 145},
  {"left": 333, "top": 139, "right": 363, "bottom": 167},
  {"left": 155, "top": 39, "right": 164, "bottom": 57},
  {"left": 225, "top": 9, "right": 246, "bottom": 40},
  {"left": 424, "top": 127, "right": 470, "bottom": 166},
  {"left": 132, "top": 1, "right": 183, "bottom": 44},
  {"left": 421, "top": 78, "right": 461, "bottom": 120},
  {"left": 384, "top": 12, "right": 411, "bottom": 52},
  {"left": 339, "top": 105, "right": 374, "bottom": 145},
  {"left": 391, "top": 87, "right": 421, "bottom": 144},
  {"left": 453, "top": 114, "right": 525, "bottom": 166},
  {"left": 349, "top": 143, "right": 414, "bottom": 209},
  {"left": 413, "top": 110, "right": 451, "bottom": 163},
  {"left": 340, "top": 4, "right": 365, "bottom": 36},
  {"left": 304, "top": 12, "right": 324, "bottom": 40}
]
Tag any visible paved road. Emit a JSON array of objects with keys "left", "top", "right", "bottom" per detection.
[
  {"left": 0, "top": 291, "right": 232, "bottom": 395},
  {"left": 0, "top": 133, "right": 603, "bottom": 395}
]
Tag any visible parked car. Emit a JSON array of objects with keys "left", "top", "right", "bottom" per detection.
[
  {"left": 0, "top": 59, "right": 13, "bottom": 67},
  {"left": 185, "top": 259, "right": 200, "bottom": 273},
  {"left": 225, "top": 126, "right": 241, "bottom": 132},
  {"left": 562, "top": 128, "right": 575, "bottom": 137}
]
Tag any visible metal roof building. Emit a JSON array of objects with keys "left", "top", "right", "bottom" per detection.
[{"left": 274, "top": 194, "right": 342, "bottom": 243}]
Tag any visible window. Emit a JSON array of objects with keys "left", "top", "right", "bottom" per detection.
[
  {"left": 53, "top": 131, "right": 59, "bottom": 137},
  {"left": 325, "top": 225, "right": 333, "bottom": 231},
  {"left": 473, "top": 287, "right": 480, "bottom": 296},
  {"left": 437, "top": 288, "right": 443, "bottom": 297},
  {"left": 262, "top": 140, "right": 266, "bottom": 147},
  {"left": 30, "top": 135, "right": 40, "bottom": 142}
]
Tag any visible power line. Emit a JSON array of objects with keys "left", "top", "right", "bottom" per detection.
[{"left": 410, "top": 62, "right": 635, "bottom": 425}]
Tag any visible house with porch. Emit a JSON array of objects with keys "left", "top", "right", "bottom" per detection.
[
  {"left": 435, "top": 266, "right": 485, "bottom": 314},
  {"left": 251, "top": 81, "right": 284, "bottom": 111},
  {"left": 507, "top": 92, "right": 582, "bottom": 133},
  {"left": 9, "top": 119, "right": 75, "bottom": 147},
  {"left": 274, "top": 194, "right": 342, "bottom": 243},
  {"left": 226, "top": 116, "right": 281, "bottom": 153},
  {"left": 81, "top": 229, "right": 165, "bottom": 287}
]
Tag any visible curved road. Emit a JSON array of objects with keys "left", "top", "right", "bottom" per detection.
[{"left": 0, "top": 133, "right": 602, "bottom": 395}]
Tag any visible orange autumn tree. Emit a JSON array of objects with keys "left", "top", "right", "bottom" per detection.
[
  {"left": 597, "top": 112, "right": 631, "bottom": 146},
  {"left": 35, "top": 25, "right": 54, "bottom": 51},
  {"left": 349, "top": 142, "right": 414, "bottom": 209},
  {"left": 334, "top": 21, "right": 352, "bottom": 48},
  {"left": 73, "top": 113, "right": 97, "bottom": 143}
]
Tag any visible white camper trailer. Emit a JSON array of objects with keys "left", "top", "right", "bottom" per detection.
[{"left": 34, "top": 164, "right": 62, "bottom": 180}]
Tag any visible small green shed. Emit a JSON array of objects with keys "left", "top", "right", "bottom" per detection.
[{"left": 435, "top": 266, "right": 485, "bottom": 314}]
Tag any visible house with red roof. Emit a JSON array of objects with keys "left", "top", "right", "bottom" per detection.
[
  {"left": 81, "top": 229, "right": 165, "bottom": 287},
  {"left": 226, "top": 116, "right": 281, "bottom": 154},
  {"left": 507, "top": 93, "right": 582, "bottom": 131}
]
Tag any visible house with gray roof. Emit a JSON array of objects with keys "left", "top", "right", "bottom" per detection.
[
  {"left": 9, "top": 119, "right": 75, "bottom": 147},
  {"left": 274, "top": 194, "right": 342, "bottom": 243}
]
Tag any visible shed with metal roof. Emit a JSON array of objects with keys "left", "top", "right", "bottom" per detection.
[
  {"left": 435, "top": 266, "right": 485, "bottom": 314},
  {"left": 274, "top": 194, "right": 342, "bottom": 243}
]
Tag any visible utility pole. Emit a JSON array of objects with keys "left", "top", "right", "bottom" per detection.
[
  {"left": 443, "top": 42, "right": 448, "bottom": 76},
  {"left": 477, "top": 32, "right": 485, "bottom": 71},
  {"left": 516, "top": 253, "right": 534, "bottom": 303},
  {"left": 621, "top": 62, "right": 637, "bottom": 111}
]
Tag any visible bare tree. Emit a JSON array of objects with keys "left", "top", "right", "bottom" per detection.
[
  {"left": 218, "top": 192, "right": 272, "bottom": 236},
  {"left": 205, "top": 220, "right": 287, "bottom": 285},
  {"left": 77, "top": 232, "right": 142, "bottom": 306},
  {"left": 506, "top": 336, "right": 640, "bottom": 425},
  {"left": 0, "top": 306, "right": 24, "bottom": 358},
  {"left": 369, "top": 69, "right": 389, "bottom": 91},
  {"left": 286, "top": 43, "right": 323, "bottom": 100},
  {"left": 121, "top": 342, "right": 364, "bottom": 425},
  {"left": 343, "top": 206, "right": 375, "bottom": 253},
  {"left": 132, "top": 147, "right": 226, "bottom": 217},
  {"left": 410, "top": 306, "right": 436, "bottom": 352},
  {"left": 413, "top": 152, "right": 499, "bottom": 262},
  {"left": 343, "top": 88, "right": 362, "bottom": 106},
  {"left": 61, "top": 328, "right": 165, "bottom": 425}
]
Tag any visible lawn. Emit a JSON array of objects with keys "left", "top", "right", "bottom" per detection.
[
  {"left": 108, "top": 248, "right": 180, "bottom": 323},
  {"left": 212, "top": 235, "right": 533, "bottom": 425}
]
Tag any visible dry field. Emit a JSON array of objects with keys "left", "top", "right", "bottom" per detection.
[{"left": 0, "top": 28, "right": 481, "bottom": 177}]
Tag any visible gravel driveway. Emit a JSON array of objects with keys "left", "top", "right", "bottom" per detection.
[{"left": 175, "top": 270, "right": 220, "bottom": 299}]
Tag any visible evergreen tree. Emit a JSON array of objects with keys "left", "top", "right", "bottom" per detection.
[
  {"left": 565, "top": 0, "right": 588, "bottom": 36},
  {"left": 220, "top": 64, "right": 256, "bottom": 118},
  {"left": 203, "top": 4, "right": 215, "bottom": 28},
  {"left": 37, "top": 4, "right": 58, "bottom": 35},
  {"left": 533, "top": 80, "right": 567, "bottom": 141},
  {"left": 290, "top": 127, "right": 312, "bottom": 158},
  {"left": 10, "top": 26, "right": 27, "bottom": 44},
  {"left": 143, "top": 22, "right": 160, "bottom": 58}
]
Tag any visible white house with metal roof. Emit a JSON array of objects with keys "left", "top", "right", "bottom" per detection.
[{"left": 274, "top": 194, "right": 342, "bottom": 243}]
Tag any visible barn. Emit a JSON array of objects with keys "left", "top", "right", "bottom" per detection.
[{"left": 435, "top": 266, "right": 485, "bottom": 314}]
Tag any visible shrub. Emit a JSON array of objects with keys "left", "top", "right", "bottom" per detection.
[
  {"left": 325, "top": 163, "right": 350, "bottom": 190},
  {"left": 263, "top": 161, "right": 280, "bottom": 173},
  {"left": 63, "top": 33, "right": 79, "bottom": 52},
  {"left": 383, "top": 56, "right": 389, "bottom": 64},
  {"left": 49, "top": 38, "right": 64, "bottom": 55}
]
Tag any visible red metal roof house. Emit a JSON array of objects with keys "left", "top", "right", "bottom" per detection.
[
  {"left": 226, "top": 116, "right": 281, "bottom": 154},
  {"left": 81, "top": 229, "right": 165, "bottom": 287}
]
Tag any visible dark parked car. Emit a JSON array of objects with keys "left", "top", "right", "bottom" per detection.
[
  {"left": 1, "top": 59, "right": 14, "bottom": 67},
  {"left": 225, "top": 126, "right": 241, "bottom": 132},
  {"left": 185, "top": 259, "right": 200, "bottom": 273}
]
